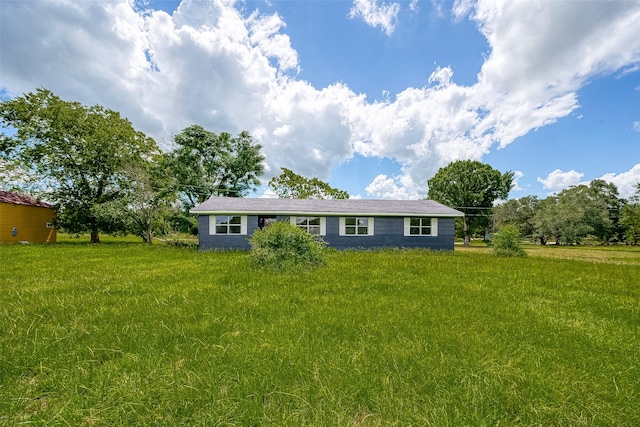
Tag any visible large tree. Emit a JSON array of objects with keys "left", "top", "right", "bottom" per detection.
[
  {"left": 427, "top": 160, "right": 513, "bottom": 245},
  {"left": 587, "top": 179, "right": 625, "bottom": 242},
  {"left": 268, "top": 167, "right": 349, "bottom": 199},
  {"left": 622, "top": 183, "right": 640, "bottom": 245},
  {"left": 533, "top": 193, "right": 589, "bottom": 245},
  {"left": 532, "top": 182, "right": 614, "bottom": 245},
  {"left": 493, "top": 195, "right": 540, "bottom": 240},
  {"left": 0, "top": 88, "right": 157, "bottom": 243},
  {"left": 165, "top": 125, "right": 264, "bottom": 208},
  {"left": 92, "top": 157, "right": 178, "bottom": 243}
]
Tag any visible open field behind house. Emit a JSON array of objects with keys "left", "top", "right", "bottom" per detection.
[
  {"left": 457, "top": 242, "right": 640, "bottom": 265},
  {"left": 1, "top": 242, "right": 639, "bottom": 425}
]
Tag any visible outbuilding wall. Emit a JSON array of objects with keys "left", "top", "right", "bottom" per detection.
[
  {"left": 0, "top": 203, "right": 57, "bottom": 244},
  {"left": 197, "top": 215, "right": 456, "bottom": 251}
]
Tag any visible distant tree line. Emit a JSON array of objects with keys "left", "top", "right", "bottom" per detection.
[
  {"left": 268, "top": 167, "right": 349, "bottom": 200},
  {"left": 426, "top": 161, "right": 640, "bottom": 246},
  {"left": 492, "top": 180, "right": 640, "bottom": 245},
  {"left": 2, "top": 89, "right": 638, "bottom": 245},
  {"left": 270, "top": 158, "right": 640, "bottom": 247}
]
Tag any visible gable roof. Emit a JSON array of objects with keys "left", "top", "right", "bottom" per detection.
[
  {"left": 0, "top": 190, "right": 53, "bottom": 208},
  {"left": 191, "top": 197, "right": 464, "bottom": 217}
]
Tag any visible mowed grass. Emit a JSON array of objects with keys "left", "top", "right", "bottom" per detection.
[
  {"left": 0, "top": 243, "right": 639, "bottom": 425},
  {"left": 458, "top": 242, "right": 640, "bottom": 266}
]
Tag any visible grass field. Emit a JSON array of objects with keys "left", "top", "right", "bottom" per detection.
[
  {"left": 1, "top": 240, "right": 639, "bottom": 425},
  {"left": 458, "top": 242, "right": 640, "bottom": 266}
]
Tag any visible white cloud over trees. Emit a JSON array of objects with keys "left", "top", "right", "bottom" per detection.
[
  {"left": 1, "top": 0, "right": 639, "bottom": 198},
  {"left": 537, "top": 169, "right": 585, "bottom": 194},
  {"left": 598, "top": 165, "right": 640, "bottom": 200},
  {"left": 537, "top": 167, "right": 640, "bottom": 199}
]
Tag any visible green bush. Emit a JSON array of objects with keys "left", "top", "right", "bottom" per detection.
[
  {"left": 249, "top": 221, "right": 327, "bottom": 271},
  {"left": 492, "top": 224, "right": 527, "bottom": 257}
]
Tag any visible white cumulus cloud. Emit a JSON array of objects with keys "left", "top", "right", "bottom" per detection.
[
  {"left": 365, "top": 174, "right": 417, "bottom": 199},
  {"left": 537, "top": 165, "right": 640, "bottom": 198},
  {"left": 246, "top": 11, "right": 299, "bottom": 73},
  {"left": 537, "top": 169, "right": 585, "bottom": 194},
  {"left": 598, "top": 164, "right": 640, "bottom": 199},
  {"left": 511, "top": 170, "right": 524, "bottom": 192},
  {"left": 349, "top": 0, "right": 400, "bottom": 35}
]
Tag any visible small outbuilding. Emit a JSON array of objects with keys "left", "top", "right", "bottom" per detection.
[
  {"left": 190, "top": 197, "right": 464, "bottom": 251},
  {"left": 0, "top": 190, "right": 57, "bottom": 244}
]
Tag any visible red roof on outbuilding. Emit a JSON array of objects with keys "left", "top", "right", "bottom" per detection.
[{"left": 0, "top": 190, "right": 53, "bottom": 208}]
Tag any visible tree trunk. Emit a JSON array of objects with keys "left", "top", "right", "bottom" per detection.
[
  {"left": 90, "top": 227, "right": 100, "bottom": 244},
  {"left": 463, "top": 217, "right": 471, "bottom": 246}
]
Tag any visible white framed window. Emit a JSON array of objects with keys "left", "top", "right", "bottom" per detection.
[
  {"left": 340, "top": 217, "right": 374, "bottom": 236},
  {"left": 45, "top": 222, "right": 54, "bottom": 229},
  {"left": 209, "top": 215, "right": 247, "bottom": 235},
  {"left": 404, "top": 217, "right": 438, "bottom": 236},
  {"left": 291, "top": 216, "right": 326, "bottom": 235}
]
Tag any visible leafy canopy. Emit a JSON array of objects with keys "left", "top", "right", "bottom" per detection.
[
  {"left": 622, "top": 183, "right": 640, "bottom": 245},
  {"left": 92, "top": 157, "right": 178, "bottom": 244},
  {"left": 269, "top": 167, "right": 349, "bottom": 199},
  {"left": 165, "top": 125, "right": 265, "bottom": 208},
  {"left": 533, "top": 181, "right": 618, "bottom": 245},
  {"left": 0, "top": 88, "right": 157, "bottom": 243},
  {"left": 493, "top": 196, "right": 540, "bottom": 241},
  {"left": 428, "top": 160, "right": 513, "bottom": 245}
]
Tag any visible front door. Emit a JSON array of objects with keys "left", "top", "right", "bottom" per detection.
[{"left": 258, "top": 216, "right": 277, "bottom": 229}]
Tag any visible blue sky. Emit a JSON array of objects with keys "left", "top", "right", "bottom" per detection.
[{"left": 1, "top": 0, "right": 639, "bottom": 199}]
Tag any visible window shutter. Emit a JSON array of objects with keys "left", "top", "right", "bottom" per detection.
[
  {"left": 241, "top": 216, "right": 248, "bottom": 235},
  {"left": 431, "top": 218, "right": 438, "bottom": 237},
  {"left": 404, "top": 217, "right": 411, "bottom": 236},
  {"left": 368, "top": 217, "right": 375, "bottom": 235}
]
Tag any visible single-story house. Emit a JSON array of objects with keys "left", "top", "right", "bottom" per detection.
[
  {"left": 0, "top": 190, "right": 57, "bottom": 244},
  {"left": 190, "top": 197, "right": 464, "bottom": 251}
]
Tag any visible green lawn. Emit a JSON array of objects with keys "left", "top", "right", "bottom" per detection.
[{"left": 1, "top": 242, "right": 639, "bottom": 425}]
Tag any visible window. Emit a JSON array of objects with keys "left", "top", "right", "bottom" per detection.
[
  {"left": 209, "top": 215, "right": 247, "bottom": 235},
  {"left": 340, "top": 217, "right": 374, "bottom": 236},
  {"left": 404, "top": 217, "right": 438, "bottom": 236},
  {"left": 291, "top": 216, "right": 325, "bottom": 235}
]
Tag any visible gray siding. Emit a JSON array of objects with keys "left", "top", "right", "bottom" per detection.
[
  {"left": 197, "top": 215, "right": 257, "bottom": 250},
  {"left": 198, "top": 215, "right": 456, "bottom": 251},
  {"left": 322, "top": 216, "right": 455, "bottom": 250}
]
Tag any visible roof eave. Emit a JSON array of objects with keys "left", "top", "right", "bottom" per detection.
[{"left": 190, "top": 209, "right": 464, "bottom": 217}]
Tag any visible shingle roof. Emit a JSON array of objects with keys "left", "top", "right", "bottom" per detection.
[
  {"left": 0, "top": 190, "right": 53, "bottom": 208},
  {"left": 191, "top": 197, "right": 464, "bottom": 217}
]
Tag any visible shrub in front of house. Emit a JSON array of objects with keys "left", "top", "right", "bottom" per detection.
[
  {"left": 249, "top": 221, "right": 327, "bottom": 271},
  {"left": 492, "top": 224, "right": 527, "bottom": 257}
]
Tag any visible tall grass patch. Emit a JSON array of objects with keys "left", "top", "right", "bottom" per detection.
[
  {"left": 1, "top": 243, "right": 639, "bottom": 425},
  {"left": 492, "top": 224, "right": 527, "bottom": 257},
  {"left": 249, "top": 221, "right": 326, "bottom": 271}
]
